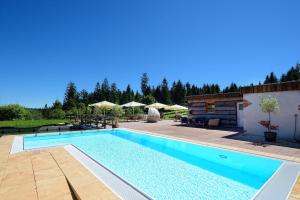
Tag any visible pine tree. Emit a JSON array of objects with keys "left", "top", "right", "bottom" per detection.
[
  {"left": 93, "top": 82, "right": 102, "bottom": 102},
  {"left": 186, "top": 82, "right": 192, "bottom": 96},
  {"left": 153, "top": 86, "right": 161, "bottom": 103},
  {"left": 202, "top": 84, "right": 210, "bottom": 94},
  {"left": 173, "top": 80, "right": 186, "bottom": 105},
  {"left": 110, "top": 83, "right": 119, "bottom": 103},
  {"left": 269, "top": 72, "right": 278, "bottom": 83},
  {"left": 170, "top": 81, "right": 176, "bottom": 104},
  {"left": 134, "top": 91, "right": 142, "bottom": 102},
  {"left": 211, "top": 84, "right": 220, "bottom": 93},
  {"left": 63, "top": 82, "right": 78, "bottom": 111},
  {"left": 223, "top": 83, "right": 240, "bottom": 93},
  {"left": 42, "top": 104, "right": 49, "bottom": 119},
  {"left": 295, "top": 63, "right": 300, "bottom": 80},
  {"left": 124, "top": 84, "right": 134, "bottom": 103},
  {"left": 285, "top": 63, "right": 300, "bottom": 81},
  {"left": 53, "top": 100, "right": 63, "bottom": 110},
  {"left": 191, "top": 85, "right": 198, "bottom": 95},
  {"left": 101, "top": 78, "right": 110, "bottom": 101},
  {"left": 118, "top": 90, "right": 124, "bottom": 104},
  {"left": 280, "top": 74, "right": 288, "bottom": 82},
  {"left": 160, "top": 78, "right": 171, "bottom": 104},
  {"left": 264, "top": 72, "right": 278, "bottom": 84},
  {"left": 141, "top": 95, "right": 155, "bottom": 105},
  {"left": 264, "top": 75, "right": 270, "bottom": 84},
  {"left": 223, "top": 86, "right": 229, "bottom": 93},
  {"left": 79, "top": 89, "right": 89, "bottom": 106},
  {"left": 141, "top": 73, "right": 151, "bottom": 96},
  {"left": 229, "top": 83, "right": 238, "bottom": 92}
]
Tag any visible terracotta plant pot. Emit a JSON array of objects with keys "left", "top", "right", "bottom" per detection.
[{"left": 264, "top": 131, "right": 277, "bottom": 142}]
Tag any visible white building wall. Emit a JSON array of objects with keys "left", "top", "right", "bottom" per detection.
[{"left": 243, "top": 91, "right": 300, "bottom": 140}]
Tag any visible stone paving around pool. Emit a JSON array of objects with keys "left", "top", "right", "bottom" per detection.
[
  {"left": 121, "top": 120, "right": 300, "bottom": 162},
  {"left": 0, "top": 135, "right": 119, "bottom": 200},
  {"left": 1, "top": 120, "right": 300, "bottom": 199}
]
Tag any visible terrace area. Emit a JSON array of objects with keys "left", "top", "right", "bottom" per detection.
[
  {"left": 1, "top": 120, "right": 300, "bottom": 199},
  {"left": 121, "top": 120, "right": 300, "bottom": 161}
]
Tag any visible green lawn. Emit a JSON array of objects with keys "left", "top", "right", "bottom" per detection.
[
  {"left": 163, "top": 110, "right": 188, "bottom": 119},
  {"left": 0, "top": 119, "right": 70, "bottom": 128}
]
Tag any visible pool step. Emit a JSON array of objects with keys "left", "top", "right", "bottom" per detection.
[
  {"left": 64, "top": 145, "right": 151, "bottom": 200},
  {"left": 50, "top": 147, "right": 121, "bottom": 200}
]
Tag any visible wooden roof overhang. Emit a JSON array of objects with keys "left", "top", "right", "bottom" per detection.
[
  {"left": 187, "top": 92, "right": 243, "bottom": 103},
  {"left": 242, "top": 81, "right": 300, "bottom": 94}
]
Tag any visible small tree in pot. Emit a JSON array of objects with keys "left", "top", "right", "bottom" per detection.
[{"left": 259, "top": 95, "right": 280, "bottom": 142}]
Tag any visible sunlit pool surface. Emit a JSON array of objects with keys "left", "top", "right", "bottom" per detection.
[{"left": 24, "top": 129, "right": 283, "bottom": 200}]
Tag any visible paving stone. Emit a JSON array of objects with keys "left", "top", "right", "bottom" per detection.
[
  {"left": 1, "top": 170, "right": 35, "bottom": 187},
  {"left": 34, "top": 167, "right": 64, "bottom": 181},
  {"left": 36, "top": 176, "right": 71, "bottom": 198}
]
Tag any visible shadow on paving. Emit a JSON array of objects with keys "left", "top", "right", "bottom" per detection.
[
  {"left": 174, "top": 123, "right": 300, "bottom": 149},
  {"left": 224, "top": 132, "right": 300, "bottom": 149}
]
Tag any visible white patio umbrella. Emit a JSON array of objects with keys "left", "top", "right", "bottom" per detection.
[
  {"left": 89, "top": 101, "right": 117, "bottom": 115},
  {"left": 121, "top": 101, "right": 145, "bottom": 115},
  {"left": 146, "top": 102, "right": 168, "bottom": 109},
  {"left": 165, "top": 104, "right": 188, "bottom": 111}
]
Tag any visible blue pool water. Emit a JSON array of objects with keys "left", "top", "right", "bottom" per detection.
[{"left": 24, "top": 129, "right": 283, "bottom": 200}]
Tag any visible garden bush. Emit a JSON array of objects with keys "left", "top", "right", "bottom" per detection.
[
  {"left": 0, "top": 104, "right": 31, "bottom": 121},
  {"left": 48, "top": 109, "right": 66, "bottom": 119}
]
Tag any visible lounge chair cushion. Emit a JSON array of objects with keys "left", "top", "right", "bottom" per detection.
[{"left": 208, "top": 119, "right": 220, "bottom": 127}]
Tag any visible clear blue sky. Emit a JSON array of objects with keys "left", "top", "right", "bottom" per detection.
[{"left": 1, "top": 0, "right": 299, "bottom": 108}]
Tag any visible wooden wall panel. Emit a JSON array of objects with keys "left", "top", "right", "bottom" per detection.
[{"left": 189, "top": 100, "right": 238, "bottom": 127}]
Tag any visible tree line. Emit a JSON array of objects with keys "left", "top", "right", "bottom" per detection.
[
  {"left": 0, "top": 63, "right": 299, "bottom": 121},
  {"left": 264, "top": 63, "right": 300, "bottom": 84},
  {"left": 58, "top": 62, "right": 300, "bottom": 115},
  {"left": 60, "top": 74, "right": 235, "bottom": 113}
]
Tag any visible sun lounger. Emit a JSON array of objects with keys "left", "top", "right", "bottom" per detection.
[{"left": 208, "top": 119, "right": 220, "bottom": 128}]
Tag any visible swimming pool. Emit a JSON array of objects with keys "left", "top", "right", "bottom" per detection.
[{"left": 24, "top": 129, "right": 283, "bottom": 200}]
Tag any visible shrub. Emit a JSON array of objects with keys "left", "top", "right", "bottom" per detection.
[
  {"left": 0, "top": 104, "right": 30, "bottom": 121},
  {"left": 27, "top": 108, "right": 43, "bottom": 120},
  {"left": 48, "top": 109, "right": 66, "bottom": 119},
  {"left": 66, "top": 108, "right": 79, "bottom": 115},
  {"left": 111, "top": 106, "right": 123, "bottom": 118},
  {"left": 77, "top": 103, "right": 86, "bottom": 114},
  {"left": 133, "top": 107, "right": 144, "bottom": 115}
]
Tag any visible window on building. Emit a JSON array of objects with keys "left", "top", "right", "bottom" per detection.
[
  {"left": 238, "top": 104, "right": 244, "bottom": 110},
  {"left": 206, "top": 103, "right": 215, "bottom": 113}
]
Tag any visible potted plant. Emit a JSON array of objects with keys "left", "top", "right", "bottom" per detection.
[{"left": 259, "top": 95, "right": 280, "bottom": 142}]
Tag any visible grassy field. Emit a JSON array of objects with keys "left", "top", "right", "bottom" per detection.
[
  {"left": 0, "top": 119, "right": 70, "bottom": 128},
  {"left": 163, "top": 110, "right": 188, "bottom": 120}
]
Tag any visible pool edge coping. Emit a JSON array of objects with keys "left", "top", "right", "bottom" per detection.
[
  {"left": 121, "top": 128, "right": 300, "bottom": 163},
  {"left": 10, "top": 132, "right": 151, "bottom": 200},
  {"left": 118, "top": 128, "right": 300, "bottom": 200},
  {"left": 11, "top": 128, "right": 300, "bottom": 199},
  {"left": 64, "top": 144, "right": 151, "bottom": 200}
]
